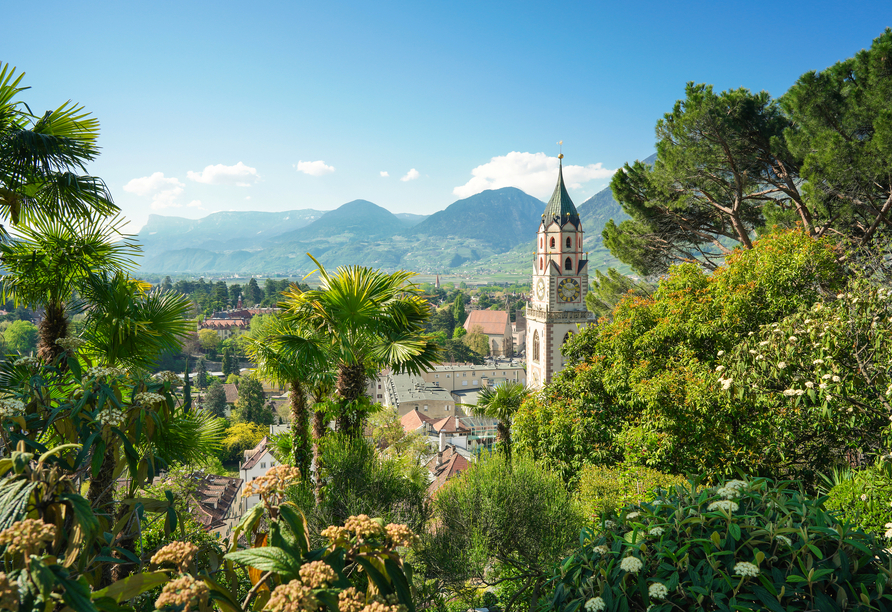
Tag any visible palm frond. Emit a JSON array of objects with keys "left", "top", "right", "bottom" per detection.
[{"left": 152, "top": 406, "right": 225, "bottom": 467}]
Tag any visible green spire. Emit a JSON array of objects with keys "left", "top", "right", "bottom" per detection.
[{"left": 542, "top": 158, "right": 580, "bottom": 227}]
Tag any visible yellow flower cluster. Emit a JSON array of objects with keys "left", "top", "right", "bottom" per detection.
[
  {"left": 153, "top": 371, "right": 181, "bottom": 384},
  {"left": 134, "top": 392, "right": 166, "bottom": 406},
  {"left": 55, "top": 337, "right": 86, "bottom": 352},
  {"left": 338, "top": 589, "right": 405, "bottom": 612},
  {"left": 385, "top": 523, "right": 420, "bottom": 548},
  {"left": 97, "top": 406, "right": 126, "bottom": 428},
  {"left": 344, "top": 514, "right": 384, "bottom": 539},
  {"left": 151, "top": 540, "right": 198, "bottom": 571},
  {"left": 0, "top": 519, "right": 56, "bottom": 554},
  {"left": 0, "top": 572, "right": 18, "bottom": 611},
  {"left": 85, "top": 366, "right": 126, "bottom": 380},
  {"left": 154, "top": 575, "right": 209, "bottom": 612},
  {"left": 0, "top": 399, "right": 25, "bottom": 419},
  {"left": 243, "top": 465, "right": 302, "bottom": 499},
  {"left": 265, "top": 580, "right": 318, "bottom": 612},
  {"left": 298, "top": 561, "right": 337, "bottom": 589}
]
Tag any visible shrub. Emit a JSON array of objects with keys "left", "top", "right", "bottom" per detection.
[
  {"left": 549, "top": 476, "right": 892, "bottom": 612},
  {"left": 576, "top": 462, "right": 686, "bottom": 521},
  {"left": 825, "top": 462, "right": 892, "bottom": 538}
]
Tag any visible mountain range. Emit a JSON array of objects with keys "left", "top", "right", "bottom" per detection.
[{"left": 135, "top": 158, "right": 653, "bottom": 275}]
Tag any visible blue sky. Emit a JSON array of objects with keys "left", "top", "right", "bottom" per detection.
[{"left": 5, "top": 0, "right": 890, "bottom": 231}]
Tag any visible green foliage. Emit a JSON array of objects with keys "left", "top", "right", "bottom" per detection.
[
  {"left": 3, "top": 319, "right": 36, "bottom": 354},
  {"left": 585, "top": 268, "right": 654, "bottom": 320},
  {"left": 291, "top": 434, "right": 428, "bottom": 544},
  {"left": 233, "top": 376, "right": 274, "bottom": 425},
  {"left": 576, "top": 462, "right": 687, "bottom": 521},
  {"left": 550, "top": 476, "right": 892, "bottom": 612},
  {"left": 515, "top": 230, "right": 845, "bottom": 486},
  {"left": 205, "top": 378, "right": 228, "bottom": 417},
  {"left": 462, "top": 324, "right": 489, "bottom": 356},
  {"left": 421, "top": 453, "right": 582, "bottom": 610},
  {"left": 439, "top": 338, "right": 483, "bottom": 364},
  {"left": 198, "top": 328, "right": 221, "bottom": 351},
  {"left": 825, "top": 462, "right": 892, "bottom": 538},
  {"left": 453, "top": 293, "right": 467, "bottom": 326}
]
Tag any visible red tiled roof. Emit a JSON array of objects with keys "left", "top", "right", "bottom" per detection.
[
  {"left": 400, "top": 409, "right": 434, "bottom": 434},
  {"left": 431, "top": 415, "right": 469, "bottom": 433},
  {"left": 201, "top": 319, "right": 250, "bottom": 329},
  {"left": 242, "top": 436, "right": 270, "bottom": 470},
  {"left": 463, "top": 310, "right": 510, "bottom": 336},
  {"left": 427, "top": 446, "right": 468, "bottom": 496}
]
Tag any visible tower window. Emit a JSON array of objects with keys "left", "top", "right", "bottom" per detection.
[
  {"left": 540, "top": 237, "right": 543, "bottom": 249},
  {"left": 566, "top": 236, "right": 572, "bottom": 248},
  {"left": 532, "top": 330, "right": 540, "bottom": 363},
  {"left": 550, "top": 237, "right": 555, "bottom": 248},
  {"left": 564, "top": 257, "right": 572, "bottom": 271},
  {"left": 539, "top": 257, "right": 543, "bottom": 271}
]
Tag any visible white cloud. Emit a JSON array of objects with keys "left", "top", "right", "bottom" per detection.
[
  {"left": 380, "top": 171, "right": 389, "bottom": 177},
  {"left": 400, "top": 168, "right": 420, "bottom": 182},
  {"left": 187, "top": 200, "right": 203, "bottom": 208},
  {"left": 295, "top": 160, "right": 335, "bottom": 176},
  {"left": 187, "top": 161, "right": 260, "bottom": 185},
  {"left": 452, "top": 152, "right": 616, "bottom": 199},
  {"left": 123, "top": 172, "right": 185, "bottom": 210},
  {"left": 245, "top": 196, "right": 251, "bottom": 200}
]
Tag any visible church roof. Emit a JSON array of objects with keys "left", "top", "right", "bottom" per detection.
[
  {"left": 463, "top": 310, "right": 510, "bottom": 336},
  {"left": 542, "top": 160, "right": 580, "bottom": 228}
]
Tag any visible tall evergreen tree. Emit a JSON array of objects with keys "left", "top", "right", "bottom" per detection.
[
  {"left": 183, "top": 359, "right": 192, "bottom": 411},
  {"left": 235, "top": 377, "right": 274, "bottom": 425},
  {"left": 245, "top": 278, "right": 262, "bottom": 306},
  {"left": 453, "top": 293, "right": 467, "bottom": 326}
]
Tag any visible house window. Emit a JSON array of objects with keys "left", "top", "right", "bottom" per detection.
[
  {"left": 377, "top": 394, "right": 383, "bottom": 398},
  {"left": 446, "top": 374, "right": 450, "bottom": 378},
  {"left": 532, "top": 330, "right": 540, "bottom": 363},
  {"left": 462, "top": 381, "right": 468, "bottom": 386},
  {"left": 423, "top": 405, "right": 428, "bottom": 411},
  {"left": 462, "top": 373, "right": 466, "bottom": 377},
  {"left": 566, "top": 236, "right": 572, "bottom": 248},
  {"left": 550, "top": 237, "right": 555, "bottom": 248},
  {"left": 446, "top": 405, "right": 450, "bottom": 411},
  {"left": 378, "top": 384, "right": 381, "bottom": 389},
  {"left": 260, "top": 463, "right": 266, "bottom": 469},
  {"left": 564, "top": 257, "right": 572, "bottom": 270},
  {"left": 472, "top": 380, "right": 478, "bottom": 385}
]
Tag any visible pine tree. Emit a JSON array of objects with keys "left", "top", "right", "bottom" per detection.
[
  {"left": 453, "top": 293, "right": 467, "bottom": 326},
  {"left": 183, "top": 359, "right": 192, "bottom": 412}
]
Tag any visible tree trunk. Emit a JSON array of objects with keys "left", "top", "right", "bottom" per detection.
[
  {"left": 289, "top": 380, "right": 311, "bottom": 479},
  {"left": 335, "top": 362, "right": 366, "bottom": 437},
  {"left": 38, "top": 301, "right": 68, "bottom": 366},
  {"left": 312, "top": 409, "right": 327, "bottom": 504},
  {"left": 86, "top": 443, "right": 117, "bottom": 587},
  {"left": 497, "top": 421, "right": 511, "bottom": 462},
  {"left": 110, "top": 503, "right": 137, "bottom": 582}
]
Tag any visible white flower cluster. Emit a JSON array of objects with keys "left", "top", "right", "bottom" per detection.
[
  {"left": 717, "top": 376, "right": 733, "bottom": 391},
  {"left": 625, "top": 512, "right": 640, "bottom": 520},
  {"left": 716, "top": 480, "right": 747, "bottom": 499},
  {"left": 97, "top": 406, "right": 126, "bottom": 428},
  {"left": 783, "top": 389, "right": 805, "bottom": 397},
  {"left": 707, "top": 500, "right": 739, "bottom": 513},
  {"left": 619, "top": 556, "right": 643, "bottom": 573},
  {"left": 13, "top": 356, "right": 39, "bottom": 367},
  {"left": 733, "top": 561, "right": 759, "bottom": 577},
  {"left": 648, "top": 582, "right": 668, "bottom": 599},
  {"left": 0, "top": 398, "right": 25, "bottom": 419},
  {"left": 592, "top": 545, "right": 609, "bottom": 556},
  {"left": 584, "top": 597, "right": 605, "bottom": 611},
  {"left": 154, "top": 575, "right": 209, "bottom": 612},
  {"left": 648, "top": 526, "right": 665, "bottom": 537},
  {"left": 55, "top": 337, "right": 86, "bottom": 352},
  {"left": 134, "top": 392, "right": 166, "bottom": 406},
  {"left": 153, "top": 370, "right": 181, "bottom": 384},
  {"left": 85, "top": 366, "right": 126, "bottom": 380}
]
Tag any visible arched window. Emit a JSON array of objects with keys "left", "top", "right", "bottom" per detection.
[
  {"left": 540, "top": 237, "right": 543, "bottom": 249},
  {"left": 566, "top": 236, "right": 572, "bottom": 248},
  {"left": 550, "top": 237, "right": 555, "bottom": 248},
  {"left": 539, "top": 257, "right": 543, "bottom": 271},
  {"left": 532, "top": 330, "right": 540, "bottom": 363},
  {"left": 563, "top": 331, "right": 573, "bottom": 345},
  {"left": 564, "top": 257, "right": 572, "bottom": 271}
]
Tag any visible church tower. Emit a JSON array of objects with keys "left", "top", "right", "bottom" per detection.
[{"left": 526, "top": 156, "right": 592, "bottom": 389}]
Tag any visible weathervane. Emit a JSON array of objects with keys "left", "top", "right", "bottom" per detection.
[{"left": 557, "top": 140, "right": 563, "bottom": 160}]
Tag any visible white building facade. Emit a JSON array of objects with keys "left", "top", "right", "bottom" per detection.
[{"left": 526, "top": 157, "right": 593, "bottom": 389}]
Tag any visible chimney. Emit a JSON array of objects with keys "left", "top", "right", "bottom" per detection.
[{"left": 439, "top": 431, "right": 446, "bottom": 453}]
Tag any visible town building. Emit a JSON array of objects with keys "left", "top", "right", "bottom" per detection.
[
  {"left": 190, "top": 473, "right": 243, "bottom": 540},
  {"left": 239, "top": 437, "right": 281, "bottom": 513},
  {"left": 463, "top": 310, "right": 513, "bottom": 357},
  {"left": 382, "top": 374, "right": 458, "bottom": 419},
  {"left": 526, "top": 156, "right": 594, "bottom": 388},
  {"left": 418, "top": 363, "right": 525, "bottom": 392}
]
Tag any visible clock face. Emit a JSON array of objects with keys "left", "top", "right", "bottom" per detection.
[
  {"left": 558, "top": 278, "right": 580, "bottom": 302},
  {"left": 536, "top": 278, "right": 546, "bottom": 300}
]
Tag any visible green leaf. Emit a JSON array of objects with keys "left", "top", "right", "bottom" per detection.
[
  {"left": 61, "top": 492, "right": 99, "bottom": 537},
  {"left": 225, "top": 547, "right": 301, "bottom": 579},
  {"left": 355, "top": 556, "right": 394, "bottom": 596},
  {"left": 278, "top": 503, "right": 310, "bottom": 556},
  {"left": 91, "top": 571, "right": 170, "bottom": 603},
  {"left": 728, "top": 523, "right": 741, "bottom": 541},
  {"left": 384, "top": 557, "right": 416, "bottom": 612}
]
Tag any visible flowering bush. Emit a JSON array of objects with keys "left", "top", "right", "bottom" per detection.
[{"left": 549, "top": 476, "right": 892, "bottom": 611}]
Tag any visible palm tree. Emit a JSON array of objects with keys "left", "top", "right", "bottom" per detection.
[
  {"left": 0, "top": 63, "right": 117, "bottom": 229},
  {"left": 471, "top": 382, "right": 531, "bottom": 461},
  {"left": 281, "top": 255, "right": 441, "bottom": 436},
  {"left": 0, "top": 214, "right": 137, "bottom": 364},
  {"left": 244, "top": 314, "right": 327, "bottom": 480}
]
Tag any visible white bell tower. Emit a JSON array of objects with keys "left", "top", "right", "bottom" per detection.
[{"left": 526, "top": 154, "right": 592, "bottom": 389}]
